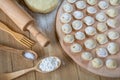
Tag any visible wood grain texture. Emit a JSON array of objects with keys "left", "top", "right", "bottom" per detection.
[{"left": 0, "top": 0, "right": 120, "bottom": 80}]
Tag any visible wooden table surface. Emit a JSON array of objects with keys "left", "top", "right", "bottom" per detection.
[{"left": 0, "top": 0, "right": 120, "bottom": 80}]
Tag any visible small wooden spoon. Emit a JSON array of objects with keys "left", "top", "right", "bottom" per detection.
[
  {"left": 0, "top": 44, "right": 38, "bottom": 60},
  {"left": 0, "top": 56, "right": 61, "bottom": 80}
]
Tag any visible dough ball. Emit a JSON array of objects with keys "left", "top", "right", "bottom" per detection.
[
  {"left": 84, "top": 16, "right": 95, "bottom": 25},
  {"left": 106, "top": 59, "right": 117, "bottom": 69},
  {"left": 108, "top": 31, "right": 119, "bottom": 40},
  {"left": 87, "top": 6, "right": 97, "bottom": 14},
  {"left": 85, "top": 26, "right": 97, "bottom": 36},
  {"left": 60, "top": 13, "right": 72, "bottom": 23},
  {"left": 24, "top": 0, "right": 58, "bottom": 13},
  {"left": 107, "top": 19, "right": 117, "bottom": 28},
  {"left": 67, "top": 0, "right": 76, "bottom": 3},
  {"left": 72, "top": 20, "right": 83, "bottom": 30},
  {"left": 96, "top": 48, "right": 108, "bottom": 58},
  {"left": 75, "top": 32, "right": 85, "bottom": 40},
  {"left": 73, "top": 11, "right": 84, "bottom": 19},
  {"left": 81, "top": 52, "right": 93, "bottom": 61},
  {"left": 106, "top": 8, "right": 118, "bottom": 18},
  {"left": 96, "top": 34, "right": 108, "bottom": 44},
  {"left": 87, "top": 0, "right": 97, "bottom": 5},
  {"left": 98, "top": 1, "right": 109, "bottom": 10},
  {"left": 62, "top": 24, "right": 72, "bottom": 34},
  {"left": 84, "top": 39, "right": 97, "bottom": 49},
  {"left": 91, "top": 58, "right": 103, "bottom": 68},
  {"left": 63, "top": 3, "right": 73, "bottom": 13},
  {"left": 75, "top": 1, "right": 86, "bottom": 9},
  {"left": 107, "top": 42, "right": 119, "bottom": 54},
  {"left": 64, "top": 35, "right": 74, "bottom": 43},
  {"left": 110, "top": 0, "right": 120, "bottom": 6},
  {"left": 71, "top": 43, "right": 82, "bottom": 53},
  {"left": 96, "top": 12, "right": 107, "bottom": 22},
  {"left": 97, "top": 23, "right": 108, "bottom": 32}
]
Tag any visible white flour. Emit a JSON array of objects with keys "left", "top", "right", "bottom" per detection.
[
  {"left": 23, "top": 52, "right": 35, "bottom": 60},
  {"left": 39, "top": 56, "right": 60, "bottom": 72}
]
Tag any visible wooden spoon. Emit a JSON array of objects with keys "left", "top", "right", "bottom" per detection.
[
  {"left": 0, "top": 44, "right": 38, "bottom": 60},
  {"left": 0, "top": 56, "right": 61, "bottom": 80}
]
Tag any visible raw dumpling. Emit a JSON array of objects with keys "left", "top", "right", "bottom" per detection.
[
  {"left": 96, "top": 48, "right": 108, "bottom": 58},
  {"left": 73, "top": 11, "right": 84, "bottom": 19},
  {"left": 91, "top": 58, "right": 103, "bottom": 68},
  {"left": 64, "top": 35, "right": 74, "bottom": 43},
  {"left": 106, "top": 59, "right": 117, "bottom": 69},
  {"left": 60, "top": 13, "right": 72, "bottom": 23},
  {"left": 67, "top": 0, "right": 76, "bottom": 3},
  {"left": 87, "top": 6, "right": 97, "bottom": 14},
  {"left": 96, "top": 34, "right": 108, "bottom": 44},
  {"left": 62, "top": 24, "right": 72, "bottom": 34},
  {"left": 72, "top": 20, "right": 83, "bottom": 30},
  {"left": 75, "top": 32, "right": 85, "bottom": 40},
  {"left": 97, "top": 23, "right": 108, "bottom": 32},
  {"left": 106, "top": 8, "right": 118, "bottom": 18},
  {"left": 107, "top": 19, "right": 117, "bottom": 28},
  {"left": 98, "top": 1, "right": 109, "bottom": 9},
  {"left": 81, "top": 52, "right": 93, "bottom": 61},
  {"left": 108, "top": 31, "right": 119, "bottom": 40},
  {"left": 85, "top": 26, "right": 97, "bottom": 36},
  {"left": 107, "top": 42, "right": 119, "bottom": 55},
  {"left": 71, "top": 43, "right": 82, "bottom": 53},
  {"left": 63, "top": 3, "right": 73, "bottom": 13},
  {"left": 84, "top": 39, "right": 97, "bottom": 49},
  {"left": 84, "top": 16, "right": 95, "bottom": 25},
  {"left": 87, "top": 0, "right": 97, "bottom": 5},
  {"left": 110, "top": 0, "right": 120, "bottom": 6},
  {"left": 75, "top": 1, "right": 86, "bottom": 9},
  {"left": 96, "top": 12, "right": 107, "bottom": 22}
]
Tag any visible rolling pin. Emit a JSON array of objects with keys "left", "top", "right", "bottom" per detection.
[{"left": 0, "top": 0, "right": 49, "bottom": 47}]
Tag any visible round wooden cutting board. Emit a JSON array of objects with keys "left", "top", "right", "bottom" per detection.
[{"left": 56, "top": 0, "right": 120, "bottom": 78}]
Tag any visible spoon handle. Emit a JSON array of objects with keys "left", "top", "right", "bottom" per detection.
[
  {"left": 0, "top": 44, "right": 23, "bottom": 54},
  {"left": 0, "top": 67, "right": 35, "bottom": 80}
]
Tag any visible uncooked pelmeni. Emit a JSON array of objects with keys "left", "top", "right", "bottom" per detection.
[
  {"left": 63, "top": 3, "right": 73, "bottom": 13},
  {"left": 97, "top": 23, "right": 108, "bottom": 32},
  {"left": 96, "top": 48, "right": 108, "bottom": 58},
  {"left": 107, "top": 19, "right": 117, "bottom": 28},
  {"left": 87, "top": 0, "right": 97, "bottom": 5},
  {"left": 106, "top": 8, "right": 118, "bottom": 18},
  {"left": 64, "top": 35, "right": 74, "bottom": 43},
  {"left": 106, "top": 59, "right": 117, "bottom": 69},
  {"left": 84, "top": 16, "right": 95, "bottom": 25},
  {"left": 91, "top": 58, "right": 103, "bottom": 68},
  {"left": 71, "top": 43, "right": 82, "bottom": 53},
  {"left": 75, "top": 31, "right": 85, "bottom": 40},
  {"left": 87, "top": 6, "right": 97, "bottom": 14},
  {"left": 84, "top": 39, "right": 97, "bottom": 49},
  {"left": 108, "top": 31, "right": 119, "bottom": 40},
  {"left": 67, "top": 0, "right": 76, "bottom": 3},
  {"left": 62, "top": 24, "right": 72, "bottom": 34},
  {"left": 60, "top": 13, "right": 72, "bottom": 23},
  {"left": 96, "top": 34, "right": 108, "bottom": 44},
  {"left": 85, "top": 26, "right": 96, "bottom": 36},
  {"left": 75, "top": 1, "right": 86, "bottom": 9},
  {"left": 72, "top": 20, "right": 83, "bottom": 30},
  {"left": 73, "top": 11, "right": 84, "bottom": 19},
  {"left": 110, "top": 0, "right": 120, "bottom": 6},
  {"left": 81, "top": 52, "right": 93, "bottom": 61},
  {"left": 98, "top": 1, "right": 109, "bottom": 10},
  {"left": 96, "top": 12, "right": 107, "bottom": 22},
  {"left": 107, "top": 42, "right": 119, "bottom": 55}
]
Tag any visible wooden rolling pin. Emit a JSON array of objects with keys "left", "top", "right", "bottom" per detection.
[{"left": 0, "top": 0, "right": 49, "bottom": 47}]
